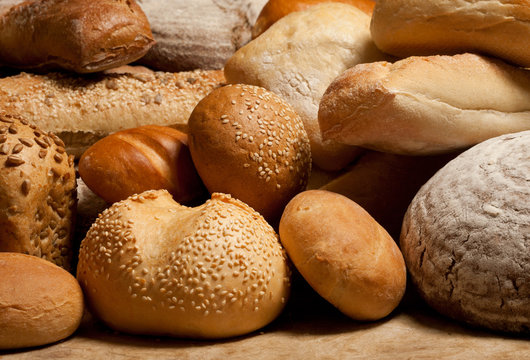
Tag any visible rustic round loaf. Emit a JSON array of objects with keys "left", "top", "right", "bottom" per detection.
[
  {"left": 0, "top": 113, "right": 76, "bottom": 271},
  {"left": 400, "top": 131, "right": 530, "bottom": 333},
  {"left": 188, "top": 84, "right": 311, "bottom": 221},
  {"left": 0, "top": 252, "right": 84, "bottom": 349},
  {"left": 77, "top": 190, "right": 291, "bottom": 339},
  {"left": 280, "top": 190, "right": 407, "bottom": 321}
]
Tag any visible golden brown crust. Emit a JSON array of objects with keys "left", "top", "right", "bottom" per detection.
[
  {"left": 79, "top": 125, "right": 207, "bottom": 205},
  {"left": 0, "top": 252, "right": 84, "bottom": 349},
  {"left": 0, "top": 0, "right": 154, "bottom": 73},
  {"left": 188, "top": 84, "right": 311, "bottom": 221},
  {"left": 0, "top": 113, "right": 76, "bottom": 270}
]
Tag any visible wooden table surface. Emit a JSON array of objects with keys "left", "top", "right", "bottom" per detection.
[{"left": 1, "top": 278, "right": 529, "bottom": 360}]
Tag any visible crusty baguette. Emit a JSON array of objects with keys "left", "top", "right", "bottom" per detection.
[
  {"left": 370, "top": 0, "right": 530, "bottom": 68},
  {"left": 319, "top": 53, "right": 530, "bottom": 155},
  {"left": 0, "top": 0, "right": 154, "bottom": 73},
  {"left": 0, "top": 68, "right": 226, "bottom": 157}
]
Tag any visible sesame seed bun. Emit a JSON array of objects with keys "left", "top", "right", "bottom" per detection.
[
  {"left": 0, "top": 252, "right": 84, "bottom": 349},
  {"left": 77, "top": 190, "right": 291, "bottom": 339},
  {"left": 188, "top": 84, "right": 312, "bottom": 221}
]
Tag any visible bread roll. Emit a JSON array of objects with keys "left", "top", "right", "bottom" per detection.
[
  {"left": 279, "top": 190, "right": 406, "bottom": 320},
  {"left": 0, "top": 69, "right": 225, "bottom": 158},
  {"left": 371, "top": 0, "right": 530, "bottom": 68},
  {"left": 0, "top": 0, "right": 154, "bottom": 73},
  {"left": 252, "top": 0, "right": 375, "bottom": 38},
  {"left": 319, "top": 53, "right": 530, "bottom": 155},
  {"left": 401, "top": 131, "right": 530, "bottom": 333},
  {"left": 79, "top": 125, "right": 207, "bottom": 204},
  {"left": 77, "top": 190, "right": 291, "bottom": 339},
  {"left": 0, "top": 252, "right": 84, "bottom": 349},
  {"left": 137, "top": 0, "right": 267, "bottom": 72},
  {"left": 188, "top": 84, "right": 311, "bottom": 221},
  {"left": 225, "top": 3, "right": 387, "bottom": 170},
  {"left": 0, "top": 113, "right": 76, "bottom": 271}
]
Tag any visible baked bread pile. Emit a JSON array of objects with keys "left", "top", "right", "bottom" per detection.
[{"left": 0, "top": 0, "right": 528, "bottom": 350}]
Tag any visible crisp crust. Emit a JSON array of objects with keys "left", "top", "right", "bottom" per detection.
[
  {"left": 400, "top": 131, "right": 530, "bottom": 333},
  {"left": 319, "top": 53, "right": 530, "bottom": 155},
  {"left": 370, "top": 0, "right": 530, "bottom": 68}
]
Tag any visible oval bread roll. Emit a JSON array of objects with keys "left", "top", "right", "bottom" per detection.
[{"left": 319, "top": 53, "right": 530, "bottom": 155}]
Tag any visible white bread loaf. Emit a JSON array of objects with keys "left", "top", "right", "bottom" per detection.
[{"left": 319, "top": 53, "right": 530, "bottom": 155}]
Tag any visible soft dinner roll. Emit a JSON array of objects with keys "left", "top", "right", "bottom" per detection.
[
  {"left": 79, "top": 125, "right": 206, "bottom": 205},
  {"left": 252, "top": 0, "right": 375, "bottom": 38},
  {"left": 319, "top": 53, "right": 530, "bottom": 155},
  {"left": 0, "top": 113, "right": 76, "bottom": 271},
  {"left": 401, "top": 131, "right": 530, "bottom": 333},
  {"left": 225, "top": 3, "right": 388, "bottom": 170},
  {"left": 280, "top": 190, "right": 406, "bottom": 321},
  {"left": 371, "top": 0, "right": 530, "bottom": 68},
  {"left": 77, "top": 190, "right": 291, "bottom": 339},
  {"left": 188, "top": 84, "right": 311, "bottom": 221},
  {"left": 0, "top": 0, "right": 154, "bottom": 73},
  {"left": 0, "top": 252, "right": 84, "bottom": 349}
]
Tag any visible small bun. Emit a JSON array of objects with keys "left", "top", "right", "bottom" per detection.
[
  {"left": 0, "top": 113, "right": 76, "bottom": 270},
  {"left": 188, "top": 84, "right": 311, "bottom": 221},
  {"left": 0, "top": 252, "right": 84, "bottom": 349},
  {"left": 280, "top": 190, "right": 406, "bottom": 320},
  {"left": 77, "top": 190, "right": 291, "bottom": 339}
]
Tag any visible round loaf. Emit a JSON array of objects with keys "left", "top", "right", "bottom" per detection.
[
  {"left": 79, "top": 125, "right": 206, "bottom": 204},
  {"left": 252, "top": 0, "right": 375, "bottom": 38},
  {"left": 0, "top": 113, "right": 76, "bottom": 271},
  {"left": 77, "top": 190, "right": 291, "bottom": 339},
  {"left": 279, "top": 190, "right": 407, "bottom": 321},
  {"left": 0, "top": 252, "right": 84, "bottom": 349},
  {"left": 400, "top": 131, "right": 530, "bottom": 333},
  {"left": 188, "top": 84, "right": 311, "bottom": 221}
]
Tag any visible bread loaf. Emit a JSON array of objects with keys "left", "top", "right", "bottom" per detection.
[
  {"left": 0, "top": 252, "right": 84, "bottom": 349},
  {"left": 225, "top": 3, "right": 388, "bottom": 170},
  {"left": 0, "top": 0, "right": 154, "bottom": 73},
  {"left": 137, "top": 0, "right": 267, "bottom": 72},
  {"left": 371, "top": 0, "right": 530, "bottom": 68},
  {"left": 77, "top": 190, "right": 291, "bottom": 338},
  {"left": 319, "top": 53, "right": 530, "bottom": 155},
  {"left": 0, "top": 113, "right": 76, "bottom": 271},
  {"left": 401, "top": 131, "right": 530, "bottom": 333},
  {"left": 252, "top": 0, "right": 375, "bottom": 38},
  {"left": 79, "top": 125, "right": 207, "bottom": 205},
  {"left": 0, "top": 69, "right": 225, "bottom": 158}
]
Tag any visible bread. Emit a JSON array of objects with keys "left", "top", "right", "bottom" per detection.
[
  {"left": 188, "top": 84, "right": 312, "bottom": 222},
  {"left": 371, "top": 0, "right": 530, "bottom": 68},
  {"left": 0, "top": 113, "right": 76, "bottom": 271},
  {"left": 279, "top": 190, "right": 406, "bottom": 321},
  {"left": 137, "top": 0, "right": 267, "bottom": 72},
  {"left": 77, "top": 190, "right": 291, "bottom": 339},
  {"left": 319, "top": 53, "right": 530, "bottom": 155},
  {"left": 225, "top": 3, "right": 388, "bottom": 170},
  {"left": 400, "top": 131, "right": 530, "bottom": 333},
  {"left": 0, "top": 252, "right": 84, "bottom": 349},
  {"left": 252, "top": 0, "right": 375, "bottom": 38},
  {"left": 321, "top": 150, "right": 459, "bottom": 239},
  {"left": 79, "top": 125, "right": 207, "bottom": 204},
  {"left": 0, "top": 69, "right": 226, "bottom": 158},
  {"left": 0, "top": 0, "right": 154, "bottom": 73}
]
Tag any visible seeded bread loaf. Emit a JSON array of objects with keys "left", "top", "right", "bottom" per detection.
[
  {"left": 0, "top": 69, "right": 226, "bottom": 158},
  {"left": 0, "top": 0, "right": 154, "bottom": 73},
  {"left": 0, "top": 113, "right": 76, "bottom": 271}
]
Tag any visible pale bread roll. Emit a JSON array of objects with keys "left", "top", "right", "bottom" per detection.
[
  {"left": 225, "top": 3, "right": 388, "bottom": 170},
  {"left": 371, "top": 0, "right": 530, "bottom": 68},
  {"left": 319, "top": 53, "right": 530, "bottom": 155}
]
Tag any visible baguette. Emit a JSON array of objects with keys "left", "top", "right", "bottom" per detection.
[
  {"left": 0, "top": 0, "right": 154, "bottom": 73},
  {"left": 319, "top": 53, "right": 530, "bottom": 155},
  {"left": 0, "top": 69, "right": 226, "bottom": 157}
]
